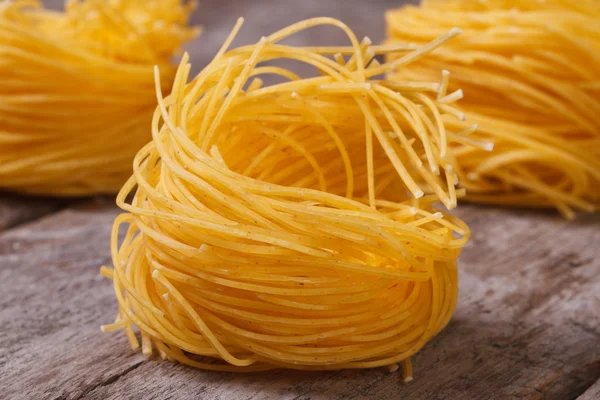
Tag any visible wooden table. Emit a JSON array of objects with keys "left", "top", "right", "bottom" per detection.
[{"left": 2, "top": 1, "right": 600, "bottom": 399}]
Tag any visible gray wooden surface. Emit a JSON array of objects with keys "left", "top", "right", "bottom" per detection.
[
  {"left": 2, "top": 0, "right": 599, "bottom": 399},
  {"left": 1, "top": 200, "right": 599, "bottom": 400}
]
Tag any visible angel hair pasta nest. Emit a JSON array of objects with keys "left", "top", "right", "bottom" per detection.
[
  {"left": 386, "top": 0, "right": 600, "bottom": 219},
  {"left": 101, "top": 17, "right": 479, "bottom": 379},
  {"left": 0, "top": 0, "right": 199, "bottom": 195}
]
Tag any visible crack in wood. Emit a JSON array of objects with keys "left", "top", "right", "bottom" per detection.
[{"left": 70, "top": 360, "right": 147, "bottom": 400}]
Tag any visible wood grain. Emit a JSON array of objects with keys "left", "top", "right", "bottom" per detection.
[{"left": 1, "top": 205, "right": 598, "bottom": 400}]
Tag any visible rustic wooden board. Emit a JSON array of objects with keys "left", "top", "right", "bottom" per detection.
[{"left": 1, "top": 204, "right": 598, "bottom": 400}]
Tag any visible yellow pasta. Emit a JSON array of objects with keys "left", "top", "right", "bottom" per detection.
[
  {"left": 0, "top": 0, "right": 199, "bottom": 195},
  {"left": 101, "top": 17, "right": 477, "bottom": 377},
  {"left": 386, "top": 0, "right": 600, "bottom": 219}
]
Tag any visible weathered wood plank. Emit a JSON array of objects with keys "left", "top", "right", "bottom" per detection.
[
  {"left": 0, "top": 204, "right": 140, "bottom": 400},
  {"left": 1, "top": 205, "right": 598, "bottom": 400}
]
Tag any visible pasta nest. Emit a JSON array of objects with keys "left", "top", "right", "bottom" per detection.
[
  {"left": 0, "top": 0, "right": 199, "bottom": 195},
  {"left": 386, "top": 0, "right": 600, "bottom": 219},
  {"left": 102, "top": 18, "right": 477, "bottom": 377}
]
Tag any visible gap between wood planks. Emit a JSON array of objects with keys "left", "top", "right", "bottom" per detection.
[{"left": 0, "top": 193, "right": 72, "bottom": 233}]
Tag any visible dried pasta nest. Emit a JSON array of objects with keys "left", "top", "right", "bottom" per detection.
[
  {"left": 386, "top": 0, "right": 600, "bottom": 219},
  {"left": 101, "top": 18, "right": 477, "bottom": 379},
  {"left": 0, "top": 0, "right": 199, "bottom": 195}
]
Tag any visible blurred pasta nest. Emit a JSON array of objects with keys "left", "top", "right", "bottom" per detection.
[
  {"left": 103, "top": 17, "right": 479, "bottom": 375},
  {"left": 387, "top": 0, "right": 600, "bottom": 218},
  {"left": 0, "top": 0, "right": 199, "bottom": 195}
]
